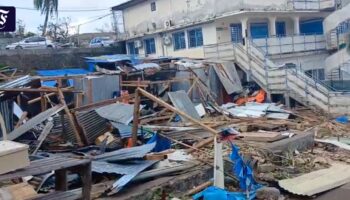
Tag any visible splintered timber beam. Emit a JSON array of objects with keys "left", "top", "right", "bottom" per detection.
[
  {"left": 137, "top": 88, "right": 219, "bottom": 136},
  {"left": 131, "top": 88, "right": 218, "bottom": 149},
  {"left": 57, "top": 89, "right": 84, "bottom": 146},
  {"left": 131, "top": 90, "right": 141, "bottom": 146}
]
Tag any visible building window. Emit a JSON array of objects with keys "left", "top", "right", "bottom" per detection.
[
  {"left": 173, "top": 32, "right": 186, "bottom": 50},
  {"left": 230, "top": 24, "right": 242, "bottom": 43},
  {"left": 300, "top": 18, "right": 323, "bottom": 35},
  {"left": 276, "top": 21, "right": 286, "bottom": 37},
  {"left": 250, "top": 23, "right": 269, "bottom": 39},
  {"left": 127, "top": 42, "right": 138, "bottom": 55},
  {"left": 151, "top": 2, "right": 156, "bottom": 11},
  {"left": 144, "top": 38, "right": 156, "bottom": 55},
  {"left": 188, "top": 28, "right": 203, "bottom": 48}
]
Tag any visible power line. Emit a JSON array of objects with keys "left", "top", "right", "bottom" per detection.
[
  {"left": 72, "top": 13, "right": 112, "bottom": 27},
  {"left": 0, "top": 6, "right": 111, "bottom": 12}
]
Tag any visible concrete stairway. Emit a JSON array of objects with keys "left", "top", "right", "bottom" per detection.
[{"left": 204, "top": 41, "right": 350, "bottom": 114}]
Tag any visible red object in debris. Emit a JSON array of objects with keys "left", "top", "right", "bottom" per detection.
[
  {"left": 121, "top": 90, "right": 130, "bottom": 104},
  {"left": 235, "top": 89, "right": 266, "bottom": 105}
]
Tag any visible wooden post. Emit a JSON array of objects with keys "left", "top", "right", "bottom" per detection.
[
  {"left": 55, "top": 169, "right": 68, "bottom": 191},
  {"left": 137, "top": 88, "right": 219, "bottom": 137},
  {"left": 57, "top": 89, "right": 84, "bottom": 146},
  {"left": 131, "top": 89, "right": 141, "bottom": 146}
]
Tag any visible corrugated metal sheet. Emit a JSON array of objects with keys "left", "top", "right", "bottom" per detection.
[
  {"left": 73, "top": 75, "right": 120, "bottom": 106},
  {"left": 50, "top": 114, "right": 77, "bottom": 143},
  {"left": 0, "top": 100, "right": 14, "bottom": 137},
  {"left": 94, "top": 142, "right": 156, "bottom": 162},
  {"left": 279, "top": 164, "right": 350, "bottom": 196},
  {"left": 111, "top": 122, "right": 142, "bottom": 138},
  {"left": 168, "top": 90, "right": 200, "bottom": 121},
  {"left": 92, "top": 160, "right": 157, "bottom": 175},
  {"left": 212, "top": 62, "right": 242, "bottom": 94},
  {"left": 5, "top": 105, "right": 64, "bottom": 141},
  {"left": 75, "top": 110, "right": 109, "bottom": 144},
  {"left": 0, "top": 75, "right": 33, "bottom": 89},
  {"left": 96, "top": 103, "right": 134, "bottom": 125},
  {"left": 109, "top": 160, "right": 157, "bottom": 195}
]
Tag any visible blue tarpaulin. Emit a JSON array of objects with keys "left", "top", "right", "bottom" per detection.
[
  {"left": 37, "top": 68, "right": 89, "bottom": 87},
  {"left": 147, "top": 133, "right": 171, "bottom": 152},
  {"left": 193, "top": 144, "right": 261, "bottom": 200},
  {"left": 336, "top": 115, "right": 349, "bottom": 124}
]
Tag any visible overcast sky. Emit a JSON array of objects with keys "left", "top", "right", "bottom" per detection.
[{"left": 0, "top": 0, "right": 127, "bottom": 34}]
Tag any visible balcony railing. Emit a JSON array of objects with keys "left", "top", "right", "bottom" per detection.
[
  {"left": 252, "top": 34, "right": 326, "bottom": 55},
  {"left": 287, "top": 0, "right": 335, "bottom": 10}
]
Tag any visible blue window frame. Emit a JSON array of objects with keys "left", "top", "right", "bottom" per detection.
[
  {"left": 127, "top": 42, "right": 138, "bottom": 55},
  {"left": 151, "top": 2, "right": 156, "bottom": 12},
  {"left": 300, "top": 18, "right": 323, "bottom": 35},
  {"left": 188, "top": 28, "right": 203, "bottom": 48},
  {"left": 144, "top": 38, "right": 156, "bottom": 55},
  {"left": 230, "top": 23, "right": 242, "bottom": 43},
  {"left": 250, "top": 23, "right": 269, "bottom": 39},
  {"left": 173, "top": 31, "right": 186, "bottom": 50},
  {"left": 276, "top": 21, "right": 286, "bottom": 37}
]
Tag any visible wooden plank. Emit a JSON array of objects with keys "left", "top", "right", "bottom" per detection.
[
  {"left": 32, "top": 122, "right": 54, "bottom": 155},
  {"left": 238, "top": 132, "right": 287, "bottom": 142},
  {"left": 0, "top": 88, "right": 81, "bottom": 93},
  {"left": 131, "top": 90, "right": 141, "bottom": 146},
  {"left": 57, "top": 89, "right": 84, "bottom": 146}
]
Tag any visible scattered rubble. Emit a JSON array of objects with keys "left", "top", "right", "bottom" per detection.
[{"left": 0, "top": 58, "right": 349, "bottom": 200}]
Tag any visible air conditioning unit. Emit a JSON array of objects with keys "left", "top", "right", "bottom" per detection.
[
  {"left": 134, "top": 40, "right": 143, "bottom": 48},
  {"left": 163, "top": 35, "right": 172, "bottom": 46},
  {"left": 164, "top": 20, "right": 173, "bottom": 29}
]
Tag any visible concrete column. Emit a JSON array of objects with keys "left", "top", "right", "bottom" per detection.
[
  {"left": 241, "top": 18, "right": 248, "bottom": 47},
  {"left": 293, "top": 16, "right": 300, "bottom": 35},
  {"left": 269, "top": 16, "right": 277, "bottom": 37}
]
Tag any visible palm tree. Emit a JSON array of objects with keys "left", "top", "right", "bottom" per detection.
[{"left": 34, "top": 0, "right": 58, "bottom": 36}]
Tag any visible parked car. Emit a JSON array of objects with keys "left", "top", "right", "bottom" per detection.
[
  {"left": 89, "top": 37, "right": 115, "bottom": 48},
  {"left": 5, "top": 36, "right": 56, "bottom": 50}
]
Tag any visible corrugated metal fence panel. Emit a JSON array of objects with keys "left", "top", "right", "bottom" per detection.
[
  {"left": 0, "top": 100, "right": 14, "bottom": 138},
  {"left": 75, "top": 110, "right": 109, "bottom": 144}
]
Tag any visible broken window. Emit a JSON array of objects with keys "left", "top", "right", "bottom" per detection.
[
  {"left": 188, "top": 28, "right": 203, "bottom": 48},
  {"left": 144, "top": 38, "right": 156, "bottom": 55},
  {"left": 173, "top": 31, "right": 186, "bottom": 50},
  {"left": 151, "top": 2, "right": 156, "bottom": 11}
]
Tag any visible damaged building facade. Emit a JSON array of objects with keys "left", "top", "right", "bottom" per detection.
[{"left": 113, "top": 0, "right": 350, "bottom": 114}]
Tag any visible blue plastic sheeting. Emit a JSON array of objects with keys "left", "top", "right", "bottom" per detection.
[
  {"left": 85, "top": 54, "right": 141, "bottom": 64},
  {"left": 230, "top": 144, "right": 261, "bottom": 191},
  {"left": 300, "top": 18, "right": 323, "bottom": 35},
  {"left": 193, "top": 144, "right": 261, "bottom": 200},
  {"left": 193, "top": 186, "right": 257, "bottom": 200},
  {"left": 336, "top": 116, "right": 349, "bottom": 124},
  {"left": 37, "top": 68, "right": 89, "bottom": 87},
  {"left": 147, "top": 134, "right": 171, "bottom": 152}
]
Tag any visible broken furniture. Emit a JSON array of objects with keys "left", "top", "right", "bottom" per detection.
[{"left": 0, "top": 156, "right": 91, "bottom": 200}]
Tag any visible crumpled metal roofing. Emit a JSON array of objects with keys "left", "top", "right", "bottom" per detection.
[
  {"left": 5, "top": 105, "right": 64, "bottom": 141},
  {"left": 95, "top": 103, "right": 135, "bottom": 125},
  {"left": 111, "top": 122, "right": 142, "bottom": 138},
  {"left": 0, "top": 75, "right": 33, "bottom": 89},
  {"left": 168, "top": 90, "right": 200, "bottom": 121},
  {"left": 94, "top": 142, "right": 156, "bottom": 162},
  {"left": 92, "top": 160, "right": 157, "bottom": 175},
  {"left": 279, "top": 164, "right": 350, "bottom": 196}
]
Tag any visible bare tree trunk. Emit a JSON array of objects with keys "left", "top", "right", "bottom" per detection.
[{"left": 42, "top": 11, "right": 49, "bottom": 36}]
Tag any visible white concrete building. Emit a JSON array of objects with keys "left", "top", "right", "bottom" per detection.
[{"left": 112, "top": 0, "right": 350, "bottom": 114}]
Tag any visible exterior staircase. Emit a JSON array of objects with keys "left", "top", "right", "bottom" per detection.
[{"left": 204, "top": 41, "right": 350, "bottom": 114}]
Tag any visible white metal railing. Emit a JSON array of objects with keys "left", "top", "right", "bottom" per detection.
[
  {"left": 252, "top": 34, "right": 326, "bottom": 55},
  {"left": 204, "top": 40, "right": 350, "bottom": 114},
  {"left": 288, "top": 0, "right": 335, "bottom": 10}
]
